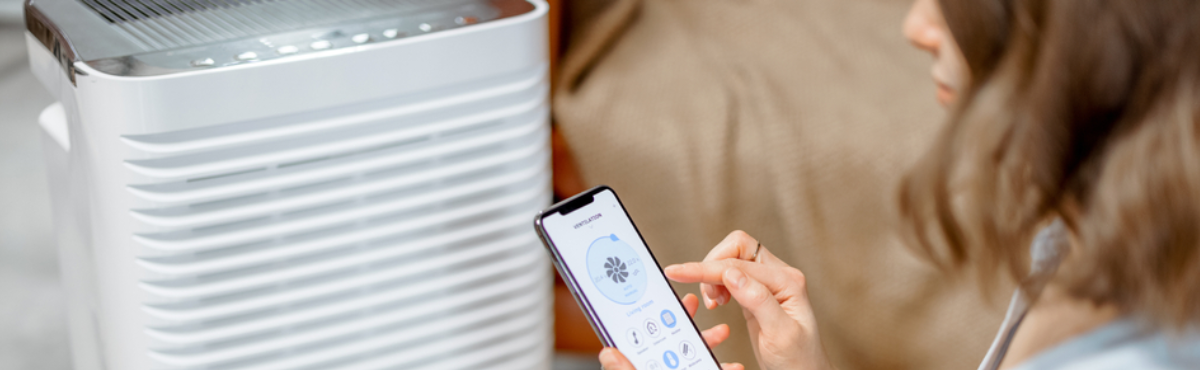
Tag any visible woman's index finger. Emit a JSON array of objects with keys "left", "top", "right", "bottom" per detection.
[
  {"left": 666, "top": 260, "right": 800, "bottom": 297},
  {"left": 703, "top": 231, "right": 759, "bottom": 262}
]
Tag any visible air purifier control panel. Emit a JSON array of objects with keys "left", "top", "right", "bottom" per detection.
[
  {"left": 84, "top": 2, "right": 517, "bottom": 77},
  {"left": 28, "top": 0, "right": 539, "bottom": 79}
]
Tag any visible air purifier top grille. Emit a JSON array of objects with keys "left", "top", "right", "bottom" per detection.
[
  {"left": 75, "top": 0, "right": 476, "bottom": 34},
  {"left": 78, "top": 0, "right": 270, "bottom": 24},
  {"left": 26, "top": 0, "right": 537, "bottom": 79}
]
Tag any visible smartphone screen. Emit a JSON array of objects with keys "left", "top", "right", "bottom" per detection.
[{"left": 536, "top": 186, "right": 720, "bottom": 370}]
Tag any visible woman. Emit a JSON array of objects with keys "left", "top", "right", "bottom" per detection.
[{"left": 600, "top": 0, "right": 1200, "bottom": 369}]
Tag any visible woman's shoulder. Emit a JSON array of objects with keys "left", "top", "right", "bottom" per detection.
[{"left": 1014, "top": 319, "right": 1200, "bottom": 370}]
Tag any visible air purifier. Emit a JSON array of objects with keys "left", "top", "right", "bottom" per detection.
[{"left": 25, "top": 0, "right": 552, "bottom": 369}]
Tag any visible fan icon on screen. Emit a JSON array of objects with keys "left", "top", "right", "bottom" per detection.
[
  {"left": 587, "top": 234, "right": 647, "bottom": 304},
  {"left": 605, "top": 257, "right": 630, "bottom": 283}
]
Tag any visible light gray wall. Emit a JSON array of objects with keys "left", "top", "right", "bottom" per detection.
[
  {"left": 0, "top": 1, "right": 21, "bottom": 24},
  {"left": 0, "top": 22, "right": 69, "bottom": 370},
  {"left": 0, "top": 0, "right": 21, "bottom": 24}
]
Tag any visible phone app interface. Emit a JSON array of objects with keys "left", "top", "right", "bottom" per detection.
[{"left": 543, "top": 190, "right": 719, "bottom": 370}]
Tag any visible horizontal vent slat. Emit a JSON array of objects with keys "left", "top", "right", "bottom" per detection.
[
  {"left": 141, "top": 238, "right": 544, "bottom": 323},
  {"left": 124, "top": 97, "right": 546, "bottom": 180},
  {"left": 133, "top": 181, "right": 545, "bottom": 255},
  {"left": 148, "top": 296, "right": 546, "bottom": 369},
  {"left": 257, "top": 300, "right": 547, "bottom": 370},
  {"left": 137, "top": 208, "right": 531, "bottom": 278},
  {"left": 223, "top": 301, "right": 546, "bottom": 370},
  {"left": 139, "top": 222, "right": 538, "bottom": 301},
  {"left": 332, "top": 320, "right": 547, "bottom": 370},
  {"left": 145, "top": 258, "right": 544, "bottom": 346},
  {"left": 146, "top": 258, "right": 547, "bottom": 367},
  {"left": 127, "top": 119, "right": 545, "bottom": 205},
  {"left": 121, "top": 72, "right": 544, "bottom": 154},
  {"left": 131, "top": 141, "right": 544, "bottom": 230}
]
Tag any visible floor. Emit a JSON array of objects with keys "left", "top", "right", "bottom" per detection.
[{"left": 0, "top": 20, "right": 596, "bottom": 370}]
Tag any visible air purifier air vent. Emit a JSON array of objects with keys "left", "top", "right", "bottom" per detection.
[{"left": 118, "top": 65, "right": 550, "bottom": 369}]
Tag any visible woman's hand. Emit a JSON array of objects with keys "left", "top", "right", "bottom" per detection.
[
  {"left": 673, "top": 231, "right": 835, "bottom": 370},
  {"left": 597, "top": 293, "right": 743, "bottom": 370}
]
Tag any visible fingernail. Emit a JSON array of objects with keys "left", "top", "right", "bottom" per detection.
[
  {"left": 704, "top": 295, "right": 714, "bottom": 308},
  {"left": 718, "top": 294, "right": 729, "bottom": 305},
  {"left": 724, "top": 269, "right": 746, "bottom": 289}
]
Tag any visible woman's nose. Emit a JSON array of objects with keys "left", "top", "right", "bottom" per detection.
[{"left": 903, "top": 0, "right": 943, "bottom": 56}]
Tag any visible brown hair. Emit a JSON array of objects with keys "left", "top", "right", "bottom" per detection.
[{"left": 900, "top": 0, "right": 1200, "bottom": 327}]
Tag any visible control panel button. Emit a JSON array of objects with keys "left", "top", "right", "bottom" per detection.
[
  {"left": 310, "top": 40, "right": 332, "bottom": 50},
  {"left": 190, "top": 58, "right": 215, "bottom": 67},
  {"left": 419, "top": 23, "right": 434, "bottom": 32},
  {"left": 382, "top": 28, "right": 400, "bottom": 38},
  {"left": 351, "top": 33, "right": 371, "bottom": 44},
  {"left": 235, "top": 51, "right": 258, "bottom": 61},
  {"left": 276, "top": 45, "right": 299, "bottom": 55}
]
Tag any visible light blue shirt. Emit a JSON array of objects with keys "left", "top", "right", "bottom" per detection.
[{"left": 1012, "top": 319, "right": 1200, "bottom": 370}]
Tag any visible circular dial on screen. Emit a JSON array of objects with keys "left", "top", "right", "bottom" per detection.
[{"left": 586, "top": 234, "right": 648, "bottom": 305}]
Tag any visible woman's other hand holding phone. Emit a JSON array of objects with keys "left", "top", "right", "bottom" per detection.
[{"left": 599, "top": 231, "right": 836, "bottom": 370}]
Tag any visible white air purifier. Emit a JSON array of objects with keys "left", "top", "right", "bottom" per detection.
[{"left": 25, "top": 0, "right": 552, "bottom": 369}]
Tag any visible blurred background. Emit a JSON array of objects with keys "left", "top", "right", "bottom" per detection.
[{"left": 1, "top": 0, "right": 1010, "bottom": 369}]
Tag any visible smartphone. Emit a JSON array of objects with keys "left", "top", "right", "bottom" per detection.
[{"left": 534, "top": 186, "right": 721, "bottom": 370}]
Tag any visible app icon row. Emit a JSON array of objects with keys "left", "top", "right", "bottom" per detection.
[
  {"left": 625, "top": 309, "right": 679, "bottom": 347},
  {"left": 644, "top": 343, "right": 697, "bottom": 370}
]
